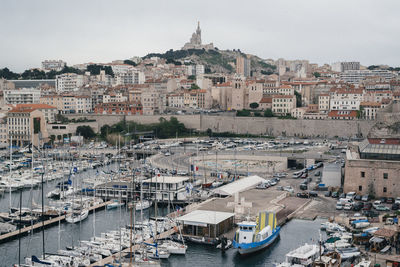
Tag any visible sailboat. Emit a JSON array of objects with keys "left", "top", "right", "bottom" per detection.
[
  {"left": 233, "top": 211, "right": 280, "bottom": 255},
  {"left": 106, "top": 199, "right": 125, "bottom": 210},
  {"left": 65, "top": 208, "right": 89, "bottom": 224}
]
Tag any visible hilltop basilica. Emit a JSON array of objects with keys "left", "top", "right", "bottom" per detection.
[{"left": 182, "top": 22, "right": 214, "bottom": 50}]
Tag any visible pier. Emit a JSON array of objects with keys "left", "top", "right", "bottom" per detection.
[{"left": 0, "top": 200, "right": 114, "bottom": 244}]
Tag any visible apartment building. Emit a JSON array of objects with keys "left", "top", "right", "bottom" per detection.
[
  {"left": 40, "top": 95, "right": 64, "bottom": 112},
  {"left": 186, "top": 65, "right": 205, "bottom": 76},
  {"left": 331, "top": 61, "right": 360, "bottom": 72},
  {"left": 363, "top": 90, "right": 393, "bottom": 103},
  {"left": 7, "top": 107, "right": 48, "bottom": 147},
  {"left": 360, "top": 102, "right": 382, "bottom": 120},
  {"left": 94, "top": 101, "right": 142, "bottom": 115},
  {"left": 318, "top": 94, "right": 330, "bottom": 114},
  {"left": 56, "top": 73, "right": 85, "bottom": 92},
  {"left": 4, "top": 88, "right": 41, "bottom": 104},
  {"left": 13, "top": 104, "right": 58, "bottom": 123},
  {"left": 272, "top": 95, "right": 296, "bottom": 115},
  {"left": 329, "top": 88, "right": 364, "bottom": 111},
  {"left": 168, "top": 93, "right": 185, "bottom": 108},
  {"left": 141, "top": 90, "right": 165, "bottom": 115},
  {"left": 340, "top": 70, "right": 395, "bottom": 84},
  {"left": 41, "top": 60, "right": 66, "bottom": 71},
  {"left": 103, "top": 92, "right": 128, "bottom": 103}
]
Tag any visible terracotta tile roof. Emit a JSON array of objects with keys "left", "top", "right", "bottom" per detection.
[
  {"left": 215, "top": 82, "right": 232, "bottom": 87},
  {"left": 360, "top": 102, "right": 381, "bottom": 107},
  {"left": 328, "top": 110, "right": 357, "bottom": 117},
  {"left": 319, "top": 93, "right": 329, "bottom": 97},
  {"left": 15, "top": 104, "right": 57, "bottom": 109},
  {"left": 259, "top": 97, "right": 272, "bottom": 104},
  {"left": 368, "top": 138, "right": 400, "bottom": 145}
]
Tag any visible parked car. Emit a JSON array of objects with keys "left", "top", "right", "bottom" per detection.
[
  {"left": 300, "top": 184, "right": 308, "bottom": 190},
  {"left": 344, "top": 203, "right": 353, "bottom": 210},
  {"left": 363, "top": 210, "right": 378, "bottom": 217},
  {"left": 375, "top": 205, "right": 390, "bottom": 211},
  {"left": 301, "top": 173, "right": 308, "bottom": 179},
  {"left": 363, "top": 202, "right": 372, "bottom": 211},
  {"left": 387, "top": 198, "right": 394, "bottom": 204},
  {"left": 324, "top": 191, "right": 332, "bottom": 197},
  {"left": 392, "top": 203, "right": 400, "bottom": 210},
  {"left": 395, "top": 197, "right": 400, "bottom": 205},
  {"left": 283, "top": 186, "right": 294, "bottom": 193},
  {"left": 339, "top": 193, "right": 346, "bottom": 199},
  {"left": 353, "top": 202, "right": 363, "bottom": 211},
  {"left": 354, "top": 195, "right": 362, "bottom": 201},
  {"left": 380, "top": 197, "right": 387, "bottom": 203},
  {"left": 314, "top": 171, "right": 321, "bottom": 177},
  {"left": 276, "top": 186, "right": 284, "bottom": 191},
  {"left": 361, "top": 195, "right": 370, "bottom": 202},
  {"left": 373, "top": 200, "right": 382, "bottom": 209},
  {"left": 309, "top": 191, "right": 318, "bottom": 197},
  {"left": 297, "top": 192, "right": 309, "bottom": 198},
  {"left": 332, "top": 192, "right": 339, "bottom": 198},
  {"left": 336, "top": 203, "right": 343, "bottom": 210}
]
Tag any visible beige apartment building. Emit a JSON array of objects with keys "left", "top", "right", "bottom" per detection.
[
  {"left": 7, "top": 108, "right": 48, "bottom": 147},
  {"left": 272, "top": 95, "right": 296, "bottom": 115},
  {"left": 318, "top": 94, "right": 330, "bottom": 114},
  {"left": 344, "top": 138, "right": 400, "bottom": 198}
]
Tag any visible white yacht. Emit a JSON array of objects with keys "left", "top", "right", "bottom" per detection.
[{"left": 276, "top": 243, "right": 323, "bottom": 267}]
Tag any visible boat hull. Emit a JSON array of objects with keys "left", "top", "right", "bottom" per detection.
[{"left": 233, "top": 227, "right": 280, "bottom": 255}]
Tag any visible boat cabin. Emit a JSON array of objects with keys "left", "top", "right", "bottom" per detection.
[{"left": 177, "top": 210, "right": 234, "bottom": 239}]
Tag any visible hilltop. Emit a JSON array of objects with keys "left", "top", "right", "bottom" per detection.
[{"left": 143, "top": 48, "right": 277, "bottom": 75}]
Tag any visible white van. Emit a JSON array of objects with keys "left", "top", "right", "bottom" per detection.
[{"left": 346, "top": 192, "right": 356, "bottom": 199}]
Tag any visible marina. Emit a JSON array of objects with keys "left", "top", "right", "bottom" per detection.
[{"left": 0, "top": 138, "right": 396, "bottom": 266}]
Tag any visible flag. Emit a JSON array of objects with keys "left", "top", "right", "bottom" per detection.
[
  {"left": 218, "top": 173, "right": 223, "bottom": 179},
  {"left": 195, "top": 166, "right": 199, "bottom": 171}
]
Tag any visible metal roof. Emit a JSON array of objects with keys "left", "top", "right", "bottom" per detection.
[
  {"left": 212, "top": 175, "right": 265, "bottom": 196},
  {"left": 177, "top": 210, "right": 234, "bottom": 226}
]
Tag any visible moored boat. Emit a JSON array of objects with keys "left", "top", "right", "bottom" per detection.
[{"left": 233, "top": 212, "right": 280, "bottom": 255}]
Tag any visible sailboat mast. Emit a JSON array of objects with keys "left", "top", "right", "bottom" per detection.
[{"left": 9, "top": 134, "right": 12, "bottom": 212}]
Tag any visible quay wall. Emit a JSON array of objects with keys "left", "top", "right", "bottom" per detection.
[{"left": 65, "top": 114, "right": 376, "bottom": 138}]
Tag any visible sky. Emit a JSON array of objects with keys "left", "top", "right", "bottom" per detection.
[{"left": 1, "top": 0, "right": 400, "bottom": 72}]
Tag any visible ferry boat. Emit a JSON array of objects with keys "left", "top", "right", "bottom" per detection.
[{"left": 233, "top": 212, "right": 280, "bottom": 255}]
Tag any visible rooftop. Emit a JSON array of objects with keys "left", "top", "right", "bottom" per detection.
[
  {"left": 177, "top": 210, "right": 234, "bottom": 225},
  {"left": 143, "top": 176, "right": 189, "bottom": 184}
]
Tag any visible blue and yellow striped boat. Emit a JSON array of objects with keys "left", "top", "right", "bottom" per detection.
[{"left": 232, "top": 212, "right": 280, "bottom": 255}]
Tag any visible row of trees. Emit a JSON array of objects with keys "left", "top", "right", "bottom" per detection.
[
  {"left": 99, "top": 117, "right": 191, "bottom": 141},
  {"left": 0, "top": 64, "right": 114, "bottom": 80}
]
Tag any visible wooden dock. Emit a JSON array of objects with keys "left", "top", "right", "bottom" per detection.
[
  {"left": 0, "top": 200, "right": 113, "bottom": 244},
  {"left": 90, "top": 227, "right": 178, "bottom": 266}
]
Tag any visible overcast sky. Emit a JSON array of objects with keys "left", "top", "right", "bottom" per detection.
[{"left": 1, "top": 0, "right": 400, "bottom": 72}]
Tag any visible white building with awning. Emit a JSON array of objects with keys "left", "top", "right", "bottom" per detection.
[{"left": 212, "top": 175, "right": 265, "bottom": 196}]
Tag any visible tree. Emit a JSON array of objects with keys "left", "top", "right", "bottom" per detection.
[
  {"left": 249, "top": 102, "right": 259, "bottom": 109},
  {"left": 313, "top": 72, "right": 321, "bottom": 78},
  {"left": 49, "top": 135, "right": 56, "bottom": 144},
  {"left": 76, "top": 125, "right": 96, "bottom": 139},
  {"left": 190, "top": 83, "right": 200, "bottom": 90},
  {"left": 236, "top": 110, "right": 251, "bottom": 117},
  {"left": 188, "top": 75, "right": 196, "bottom": 80},
  {"left": 206, "top": 128, "right": 212, "bottom": 137},
  {"left": 57, "top": 135, "right": 62, "bottom": 142},
  {"left": 294, "top": 91, "right": 302, "bottom": 107},
  {"left": 264, "top": 109, "right": 274, "bottom": 117},
  {"left": 123, "top": 60, "right": 137, "bottom": 66}
]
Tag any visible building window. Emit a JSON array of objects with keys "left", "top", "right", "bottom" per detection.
[
  {"left": 383, "top": 187, "right": 387, "bottom": 193},
  {"left": 383, "top": 173, "right": 388, "bottom": 179},
  {"left": 359, "top": 185, "right": 362, "bottom": 191},
  {"left": 361, "top": 171, "right": 365, "bottom": 178}
]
